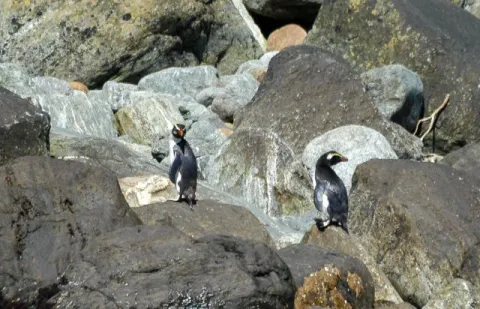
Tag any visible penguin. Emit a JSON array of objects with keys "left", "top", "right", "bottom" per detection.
[
  {"left": 168, "top": 123, "right": 198, "bottom": 209},
  {"left": 313, "top": 151, "right": 349, "bottom": 234}
]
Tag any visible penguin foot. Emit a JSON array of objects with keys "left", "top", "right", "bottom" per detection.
[
  {"left": 314, "top": 218, "right": 330, "bottom": 232},
  {"left": 187, "top": 198, "right": 197, "bottom": 211}
]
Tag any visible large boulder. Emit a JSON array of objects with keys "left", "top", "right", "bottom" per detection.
[
  {"left": 306, "top": 0, "right": 480, "bottom": 152},
  {"left": 50, "top": 226, "right": 295, "bottom": 308},
  {"left": 133, "top": 200, "right": 274, "bottom": 246},
  {"left": 0, "top": 86, "right": 50, "bottom": 166},
  {"left": 278, "top": 244, "right": 375, "bottom": 309},
  {"left": 302, "top": 125, "right": 398, "bottom": 193},
  {"left": 0, "top": 156, "right": 141, "bottom": 307},
  {"left": 235, "top": 45, "right": 422, "bottom": 159},
  {"left": 205, "top": 127, "right": 312, "bottom": 217},
  {"left": 49, "top": 127, "right": 165, "bottom": 178},
  {"left": 0, "top": 0, "right": 262, "bottom": 87},
  {"left": 302, "top": 225, "right": 403, "bottom": 305},
  {"left": 349, "top": 159, "right": 480, "bottom": 307}
]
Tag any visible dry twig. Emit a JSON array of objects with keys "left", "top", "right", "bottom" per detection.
[{"left": 413, "top": 94, "right": 450, "bottom": 141}]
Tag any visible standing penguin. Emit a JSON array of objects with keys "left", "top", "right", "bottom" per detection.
[
  {"left": 313, "top": 151, "right": 349, "bottom": 234},
  {"left": 168, "top": 123, "right": 198, "bottom": 209}
]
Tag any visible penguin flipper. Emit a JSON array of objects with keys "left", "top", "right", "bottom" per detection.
[{"left": 168, "top": 150, "right": 182, "bottom": 183}]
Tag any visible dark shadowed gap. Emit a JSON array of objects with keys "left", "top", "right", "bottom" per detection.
[{"left": 247, "top": 10, "right": 317, "bottom": 38}]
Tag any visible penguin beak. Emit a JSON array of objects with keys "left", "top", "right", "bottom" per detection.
[
  {"left": 341, "top": 156, "right": 348, "bottom": 162},
  {"left": 178, "top": 128, "right": 184, "bottom": 137}
]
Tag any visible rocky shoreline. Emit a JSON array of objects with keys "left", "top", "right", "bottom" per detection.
[{"left": 2, "top": 0, "right": 480, "bottom": 308}]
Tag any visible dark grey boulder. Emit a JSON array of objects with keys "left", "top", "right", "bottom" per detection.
[
  {"left": 349, "top": 159, "right": 480, "bottom": 307},
  {"left": 0, "top": 86, "right": 50, "bottom": 166},
  {"left": 133, "top": 199, "right": 274, "bottom": 246},
  {"left": 0, "top": 156, "right": 141, "bottom": 307},
  {"left": 50, "top": 226, "right": 295, "bottom": 308}
]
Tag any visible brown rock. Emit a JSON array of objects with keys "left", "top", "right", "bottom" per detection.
[
  {"left": 267, "top": 24, "right": 307, "bottom": 52},
  {"left": 70, "top": 81, "right": 88, "bottom": 93},
  {"left": 249, "top": 67, "right": 267, "bottom": 83}
]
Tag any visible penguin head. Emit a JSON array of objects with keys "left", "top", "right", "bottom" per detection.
[
  {"left": 318, "top": 151, "right": 348, "bottom": 167},
  {"left": 172, "top": 124, "right": 186, "bottom": 139}
]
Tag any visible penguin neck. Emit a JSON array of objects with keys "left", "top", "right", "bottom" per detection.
[{"left": 315, "top": 164, "right": 339, "bottom": 181}]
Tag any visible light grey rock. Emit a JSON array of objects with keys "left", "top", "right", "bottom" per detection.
[
  {"left": 423, "top": 279, "right": 478, "bottom": 309},
  {"left": 361, "top": 64, "right": 424, "bottom": 133},
  {"left": 115, "top": 93, "right": 184, "bottom": 145},
  {"left": 205, "top": 127, "right": 312, "bottom": 217},
  {"left": 50, "top": 127, "right": 165, "bottom": 178},
  {"left": 236, "top": 59, "right": 266, "bottom": 75},
  {"left": 302, "top": 125, "right": 398, "bottom": 193},
  {"left": 32, "top": 90, "right": 117, "bottom": 139},
  {"left": 138, "top": 65, "right": 219, "bottom": 98},
  {"left": 100, "top": 80, "right": 138, "bottom": 111},
  {"left": 0, "top": 62, "right": 37, "bottom": 97},
  {"left": 31, "top": 76, "right": 73, "bottom": 96},
  {"left": 259, "top": 51, "right": 279, "bottom": 65},
  {"left": 195, "top": 87, "right": 227, "bottom": 107},
  {"left": 211, "top": 73, "right": 259, "bottom": 122}
]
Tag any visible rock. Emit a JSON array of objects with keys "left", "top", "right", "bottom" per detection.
[
  {"left": 32, "top": 76, "right": 73, "bottom": 96},
  {"left": 306, "top": 0, "right": 480, "bottom": 152},
  {"left": 96, "top": 80, "right": 138, "bottom": 112},
  {"left": 195, "top": 87, "right": 227, "bottom": 107},
  {"left": 32, "top": 90, "right": 117, "bottom": 139},
  {"left": 202, "top": 0, "right": 265, "bottom": 74},
  {"left": 423, "top": 279, "right": 479, "bottom": 309},
  {"left": 211, "top": 73, "right": 259, "bottom": 122},
  {"left": 51, "top": 226, "right": 295, "bottom": 308},
  {"left": 466, "top": 1, "right": 480, "bottom": 18},
  {"left": 235, "top": 45, "right": 422, "bottom": 159},
  {"left": 361, "top": 64, "right": 425, "bottom": 133},
  {"left": 439, "top": 142, "right": 480, "bottom": 177},
  {"left": 0, "top": 62, "right": 35, "bottom": 97},
  {"left": 302, "top": 225, "right": 403, "bottom": 305},
  {"left": 118, "top": 174, "right": 176, "bottom": 207},
  {"left": 244, "top": 0, "right": 322, "bottom": 22},
  {"left": 278, "top": 244, "right": 375, "bottom": 309},
  {"left": 205, "top": 127, "right": 312, "bottom": 217},
  {"left": 0, "top": 1, "right": 261, "bottom": 87},
  {"left": 138, "top": 65, "right": 219, "bottom": 98},
  {"left": 69, "top": 81, "right": 88, "bottom": 93},
  {"left": 349, "top": 159, "right": 480, "bottom": 307},
  {"left": 0, "top": 156, "right": 141, "bottom": 306},
  {"left": 115, "top": 93, "right": 184, "bottom": 145},
  {"left": 0, "top": 86, "right": 50, "bottom": 166},
  {"left": 266, "top": 24, "right": 307, "bottom": 52},
  {"left": 302, "top": 125, "right": 398, "bottom": 193},
  {"left": 49, "top": 127, "right": 165, "bottom": 178},
  {"left": 376, "top": 303, "right": 417, "bottom": 309},
  {"left": 133, "top": 200, "right": 274, "bottom": 246},
  {"left": 236, "top": 51, "right": 278, "bottom": 75}
]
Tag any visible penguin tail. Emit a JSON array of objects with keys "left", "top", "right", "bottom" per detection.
[{"left": 340, "top": 221, "right": 349, "bottom": 234}]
